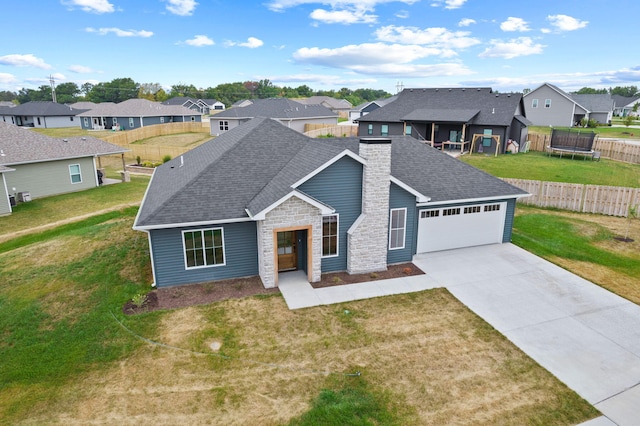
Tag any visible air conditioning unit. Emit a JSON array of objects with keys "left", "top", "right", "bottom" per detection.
[{"left": 17, "top": 191, "right": 31, "bottom": 202}]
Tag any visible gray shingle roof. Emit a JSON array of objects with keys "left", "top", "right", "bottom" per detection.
[
  {"left": 77, "top": 98, "right": 199, "bottom": 117},
  {"left": 402, "top": 108, "right": 480, "bottom": 122},
  {"left": 0, "top": 122, "right": 127, "bottom": 166},
  {"left": 213, "top": 98, "right": 337, "bottom": 120},
  {"left": 296, "top": 96, "right": 352, "bottom": 110},
  {"left": 612, "top": 95, "right": 640, "bottom": 108},
  {"left": 9, "top": 101, "right": 87, "bottom": 116},
  {"left": 358, "top": 88, "right": 522, "bottom": 127},
  {"left": 568, "top": 94, "right": 614, "bottom": 113},
  {"left": 135, "top": 117, "right": 526, "bottom": 229}
]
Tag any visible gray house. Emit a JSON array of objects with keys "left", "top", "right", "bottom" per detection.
[
  {"left": 77, "top": 99, "right": 202, "bottom": 130},
  {"left": 349, "top": 95, "right": 398, "bottom": 121},
  {"left": 356, "top": 88, "right": 529, "bottom": 155},
  {"left": 523, "top": 83, "right": 614, "bottom": 127},
  {"left": 296, "top": 96, "right": 352, "bottom": 118},
  {"left": 612, "top": 95, "right": 640, "bottom": 117},
  {"left": 162, "top": 97, "right": 225, "bottom": 114},
  {"left": 0, "top": 101, "right": 86, "bottom": 128},
  {"left": 211, "top": 98, "right": 337, "bottom": 135},
  {"left": 133, "top": 117, "right": 528, "bottom": 289},
  {"left": 0, "top": 122, "right": 127, "bottom": 215}
]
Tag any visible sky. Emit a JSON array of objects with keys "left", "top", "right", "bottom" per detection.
[{"left": 1, "top": 0, "right": 639, "bottom": 96}]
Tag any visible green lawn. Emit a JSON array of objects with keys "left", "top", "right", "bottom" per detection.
[
  {"left": 460, "top": 151, "right": 640, "bottom": 188},
  {"left": 529, "top": 125, "right": 640, "bottom": 140}
]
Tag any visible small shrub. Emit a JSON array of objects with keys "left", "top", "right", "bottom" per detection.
[
  {"left": 135, "top": 155, "right": 141, "bottom": 165},
  {"left": 131, "top": 292, "right": 147, "bottom": 308},
  {"left": 332, "top": 276, "right": 343, "bottom": 284},
  {"left": 369, "top": 272, "right": 379, "bottom": 279},
  {"left": 162, "top": 154, "right": 172, "bottom": 163},
  {"left": 403, "top": 267, "right": 413, "bottom": 275}
]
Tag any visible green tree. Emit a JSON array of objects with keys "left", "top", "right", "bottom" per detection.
[
  {"left": 205, "top": 82, "right": 251, "bottom": 107},
  {"left": 169, "top": 83, "right": 201, "bottom": 98},
  {"left": 55, "top": 82, "right": 80, "bottom": 104},
  {"left": 255, "top": 79, "right": 279, "bottom": 99},
  {"left": 87, "top": 77, "right": 139, "bottom": 103},
  {"left": 138, "top": 82, "right": 164, "bottom": 100},
  {"left": 295, "top": 84, "right": 314, "bottom": 97},
  {"left": 80, "top": 82, "right": 94, "bottom": 98},
  {"left": 0, "top": 90, "right": 17, "bottom": 102},
  {"left": 575, "top": 87, "right": 607, "bottom": 94},
  {"left": 610, "top": 86, "right": 638, "bottom": 97}
]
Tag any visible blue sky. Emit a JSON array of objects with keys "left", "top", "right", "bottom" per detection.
[{"left": 1, "top": 0, "right": 638, "bottom": 95}]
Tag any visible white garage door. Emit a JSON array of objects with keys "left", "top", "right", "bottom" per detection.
[{"left": 417, "top": 202, "right": 507, "bottom": 253}]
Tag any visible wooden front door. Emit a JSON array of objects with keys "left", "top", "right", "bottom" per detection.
[{"left": 277, "top": 231, "right": 297, "bottom": 271}]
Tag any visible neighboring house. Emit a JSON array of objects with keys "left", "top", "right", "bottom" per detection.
[
  {"left": 0, "top": 105, "right": 17, "bottom": 124},
  {"left": 0, "top": 101, "right": 15, "bottom": 108},
  {"left": 162, "top": 97, "right": 225, "bottom": 115},
  {"left": 523, "top": 83, "right": 614, "bottom": 126},
  {"left": 210, "top": 98, "right": 337, "bottom": 135},
  {"left": 612, "top": 95, "right": 640, "bottom": 117},
  {"left": 1, "top": 101, "right": 87, "bottom": 128},
  {"left": 133, "top": 117, "right": 528, "bottom": 289},
  {"left": 296, "top": 96, "right": 352, "bottom": 118},
  {"left": 0, "top": 122, "right": 127, "bottom": 215},
  {"left": 349, "top": 95, "right": 397, "bottom": 121},
  {"left": 357, "top": 88, "right": 529, "bottom": 155},
  {"left": 77, "top": 98, "right": 202, "bottom": 130}
]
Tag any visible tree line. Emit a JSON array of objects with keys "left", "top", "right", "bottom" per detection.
[{"left": 0, "top": 78, "right": 391, "bottom": 109}]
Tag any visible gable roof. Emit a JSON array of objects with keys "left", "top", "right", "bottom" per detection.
[
  {"left": 358, "top": 88, "right": 522, "bottom": 126},
  {"left": 9, "top": 101, "right": 87, "bottom": 116},
  {"left": 0, "top": 122, "right": 127, "bottom": 166},
  {"left": 353, "top": 95, "right": 398, "bottom": 111},
  {"left": 567, "top": 94, "right": 614, "bottom": 113},
  {"left": 134, "top": 117, "right": 526, "bottom": 229},
  {"left": 612, "top": 95, "right": 640, "bottom": 108},
  {"left": 77, "top": 98, "right": 199, "bottom": 117},
  {"left": 213, "top": 98, "right": 337, "bottom": 120},
  {"left": 296, "top": 96, "right": 352, "bottom": 110}
]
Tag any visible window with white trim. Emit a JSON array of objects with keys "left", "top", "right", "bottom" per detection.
[
  {"left": 381, "top": 124, "right": 389, "bottom": 136},
  {"left": 322, "top": 215, "right": 338, "bottom": 257},
  {"left": 83, "top": 117, "right": 89, "bottom": 127},
  {"left": 183, "top": 228, "right": 225, "bottom": 268},
  {"left": 545, "top": 99, "right": 551, "bottom": 108},
  {"left": 405, "top": 125, "right": 412, "bottom": 135},
  {"left": 191, "top": 116, "right": 195, "bottom": 122},
  {"left": 219, "top": 120, "right": 229, "bottom": 131},
  {"left": 367, "top": 124, "right": 373, "bottom": 135},
  {"left": 69, "top": 164, "right": 82, "bottom": 184},
  {"left": 129, "top": 117, "right": 134, "bottom": 128},
  {"left": 532, "top": 99, "right": 538, "bottom": 108},
  {"left": 389, "top": 208, "right": 406, "bottom": 250},
  {"left": 160, "top": 117, "right": 165, "bottom": 123}
]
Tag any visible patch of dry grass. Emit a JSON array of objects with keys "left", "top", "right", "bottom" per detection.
[
  {"left": 21, "top": 290, "right": 597, "bottom": 425},
  {"left": 132, "top": 133, "right": 212, "bottom": 148}
]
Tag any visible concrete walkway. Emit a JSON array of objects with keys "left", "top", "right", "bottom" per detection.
[{"left": 278, "top": 244, "right": 640, "bottom": 425}]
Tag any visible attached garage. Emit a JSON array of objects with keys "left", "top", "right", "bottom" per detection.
[{"left": 417, "top": 202, "right": 507, "bottom": 253}]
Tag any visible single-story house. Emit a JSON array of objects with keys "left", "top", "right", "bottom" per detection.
[
  {"left": 210, "top": 98, "right": 337, "bottom": 135},
  {"left": 349, "top": 95, "right": 397, "bottom": 121},
  {"left": 77, "top": 99, "right": 202, "bottom": 130},
  {"left": 162, "top": 97, "right": 225, "bottom": 115},
  {"left": 296, "top": 96, "right": 352, "bottom": 118},
  {"left": 0, "top": 122, "right": 127, "bottom": 215},
  {"left": 523, "top": 83, "right": 614, "bottom": 126},
  {"left": 133, "top": 117, "right": 528, "bottom": 289},
  {"left": 357, "top": 88, "right": 530, "bottom": 155},
  {"left": 0, "top": 101, "right": 87, "bottom": 128},
  {"left": 612, "top": 95, "right": 640, "bottom": 117}
]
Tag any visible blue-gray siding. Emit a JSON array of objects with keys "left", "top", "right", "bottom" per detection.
[
  {"left": 298, "top": 156, "right": 363, "bottom": 272},
  {"left": 388, "top": 182, "right": 417, "bottom": 264},
  {"left": 502, "top": 198, "right": 517, "bottom": 243},
  {"left": 149, "top": 221, "right": 258, "bottom": 287}
]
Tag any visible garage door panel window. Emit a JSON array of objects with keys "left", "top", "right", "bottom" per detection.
[
  {"left": 484, "top": 204, "right": 501, "bottom": 212},
  {"left": 421, "top": 210, "right": 439, "bottom": 219},
  {"left": 464, "top": 206, "right": 481, "bottom": 214},
  {"left": 389, "top": 208, "right": 406, "bottom": 250},
  {"left": 443, "top": 208, "right": 460, "bottom": 216}
]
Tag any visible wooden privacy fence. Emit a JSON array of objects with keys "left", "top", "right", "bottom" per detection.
[
  {"left": 503, "top": 178, "right": 640, "bottom": 217},
  {"left": 527, "top": 133, "right": 640, "bottom": 164},
  {"left": 102, "top": 122, "right": 210, "bottom": 146},
  {"left": 304, "top": 124, "right": 358, "bottom": 138},
  {"left": 123, "top": 145, "right": 190, "bottom": 163}
]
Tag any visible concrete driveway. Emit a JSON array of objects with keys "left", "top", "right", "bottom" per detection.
[
  {"left": 413, "top": 244, "right": 640, "bottom": 426},
  {"left": 279, "top": 243, "right": 640, "bottom": 425}
]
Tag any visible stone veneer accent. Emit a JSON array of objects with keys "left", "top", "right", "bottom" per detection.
[
  {"left": 257, "top": 196, "right": 323, "bottom": 288},
  {"left": 347, "top": 139, "right": 391, "bottom": 274}
]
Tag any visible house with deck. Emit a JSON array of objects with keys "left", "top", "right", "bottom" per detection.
[
  {"left": 210, "top": 98, "right": 337, "bottom": 135},
  {"left": 0, "top": 122, "right": 127, "bottom": 215},
  {"left": 133, "top": 117, "right": 528, "bottom": 289},
  {"left": 77, "top": 99, "right": 202, "bottom": 130},
  {"left": 356, "top": 88, "right": 529, "bottom": 155}
]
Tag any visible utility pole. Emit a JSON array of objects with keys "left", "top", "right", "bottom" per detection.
[
  {"left": 395, "top": 81, "right": 404, "bottom": 94},
  {"left": 49, "top": 75, "right": 57, "bottom": 103}
]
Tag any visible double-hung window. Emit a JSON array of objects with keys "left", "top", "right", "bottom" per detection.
[
  {"left": 381, "top": 124, "right": 389, "bottom": 136},
  {"left": 545, "top": 99, "right": 551, "bottom": 108},
  {"left": 367, "top": 124, "right": 373, "bottom": 135},
  {"left": 183, "top": 228, "right": 225, "bottom": 268},
  {"left": 69, "top": 164, "right": 82, "bottom": 184},
  {"left": 129, "top": 117, "right": 134, "bottom": 128},
  {"left": 322, "top": 215, "right": 338, "bottom": 257},
  {"left": 389, "top": 208, "right": 406, "bottom": 250},
  {"left": 532, "top": 99, "right": 538, "bottom": 108}
]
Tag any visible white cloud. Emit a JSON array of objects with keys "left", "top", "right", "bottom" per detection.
[
  {"left": 500, "top": 17, "right": 530, "bottom": 32},
  {"left": 184, "top": 35, "right": 214, "bottom": 47},
  {"left": 479, "top": 37, "right": 545, "bottom": 59},
  {"left": 395, "top": 10, "right": 409, "bottom": 19},
  {"left": 348, "top": 62, "right": 474, "bottom": 77},
  {"left": 62, "top": 0, "right": 115, "bottom": 14},
  {"left": 267, "top": 0, "right": 419, "bottom": 12},
  {"left": 0, "top": 73, "right": 18, "bottom": 85},
  {"left": 546, "top": 14, "right": 588, "bottom": 32},
  {"left": 225, "top": 37, "right": 264, "bottom": 48},
  {"left": 458, "top": 18, "right": 475, "bottom": 27},
  {"left": 85, "top": 27, "right": 153, "bottom": 37},
  {"left": 0, "top": 54, "right": 52, "bottom": 69},
  {"left": 310, "top": 8, "right": 377, "bottom": 24},
  {"left": 375, "top": 25, "right": 480, "bottom": 50},
  {"left": 68, "top": 64, "right": 95, "bottom": 73},
  {"left": 165, "top": 0, "right": 198, "bottom": 16},
  {"left": 430, "top": 0, "right": 467, "bottom": 10}
]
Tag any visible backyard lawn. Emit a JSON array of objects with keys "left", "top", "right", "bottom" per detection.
[{"left": 460, "top": 151, "right": 640, "bottom": 188}]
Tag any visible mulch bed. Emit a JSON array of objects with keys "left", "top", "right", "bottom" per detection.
[{"left": 123, "top": 262, "right": 424, "bottom": 315}]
